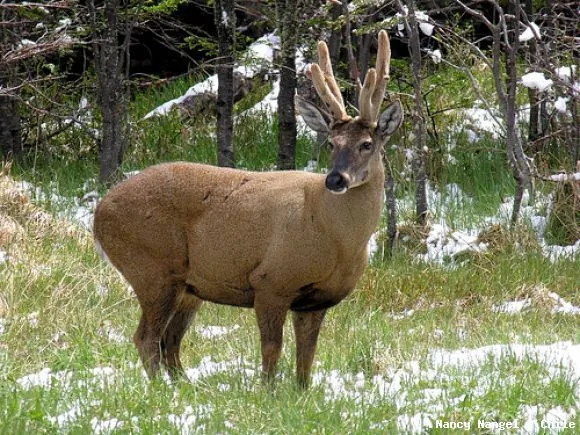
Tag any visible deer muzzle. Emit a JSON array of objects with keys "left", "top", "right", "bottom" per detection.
[{"left": 325, "top": 171, "right": 350, "bottom": 194}]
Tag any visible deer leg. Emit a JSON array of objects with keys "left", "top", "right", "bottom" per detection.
[
  {"left": 132, "top": 283, "right": 180, "bottom": 379},
  {"left": 254, "top": 298, "right": 288, "bottom": 384},
  {"left": 162, "top": 296, "right": 203, "bottom": 380},
  {"left": 292, "top": 309, "right": 327, "bottom": 388}
]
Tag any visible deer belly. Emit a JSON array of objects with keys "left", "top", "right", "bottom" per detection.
[
  {"left": 185, "top": 282, "right": 255, "bottom": 308},
  {"left": 290, "top": 286, "right": 352, "bottom": 312}
]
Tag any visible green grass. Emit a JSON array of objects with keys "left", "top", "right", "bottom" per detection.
[{"left": 1, "top": 173, "right": 578, "bottom": 432}]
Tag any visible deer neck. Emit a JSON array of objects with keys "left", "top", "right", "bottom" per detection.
[{"left": 318, "top": 157, "right": 385, "bottom": 254}]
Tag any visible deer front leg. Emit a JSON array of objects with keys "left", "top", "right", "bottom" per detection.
[
  {"left": 254, "top": 297, "right": 288, "bottom": 384},
  {"left": 292, "top": 309, "right": 327, "bottom": 388}
]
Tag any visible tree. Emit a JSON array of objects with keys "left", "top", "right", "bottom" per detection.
[
  {"left": 457, "top": 0, "right": 534, "bottom": 224},
  {"left": 0, "top": 1, "right": 74, "bottom": 159},
  {"left": 88, "top": 0, "right": 133, "bottom": 184},
  {"left": 276, "top": 0, "right": 300, "bottom": 170},
  {"left": 396, "top": 0, "right": 429, "bottom": 226},
  {"left": 214, "top": 0, "right": 235, "bottom": 168}
]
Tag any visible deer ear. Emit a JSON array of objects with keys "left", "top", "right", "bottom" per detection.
[
  {"left": 296, "top": 97, "right": 330, "bottom": 133},
  {"left": 377, "top": 100, "right": 403, "bottom": 139}
]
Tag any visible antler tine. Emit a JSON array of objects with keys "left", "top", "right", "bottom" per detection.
[
  {"left": 311, "top": 64, "right": 348, "bottom": 121},
  {"left": 371, "top": 30, "right": 391, "bottom": 117},
  {"left": 309, "top": 41, "right": 350, "bottom": 122},
  {"left": 358, "top": 30, "right": 392, "bottom": 125},
  {"left": 358, "top": 68, "right": 376, "bottom": 123},
  {"left": 317, "top": 41, "right": 346, "bottom": 112}
]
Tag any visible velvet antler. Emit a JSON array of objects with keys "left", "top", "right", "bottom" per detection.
[{"left": 358, "top": 30, "right": 391, "bottom": 126}]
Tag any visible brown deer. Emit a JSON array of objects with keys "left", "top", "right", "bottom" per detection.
[{"left": 93, "top": 30, "right": 402, "bottom": 387}]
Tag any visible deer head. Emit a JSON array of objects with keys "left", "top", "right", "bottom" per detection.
[{"left": 298, "top": 30, "right": 403, "bottom": 194}]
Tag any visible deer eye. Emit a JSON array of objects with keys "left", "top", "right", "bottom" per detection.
[
  {"left": 359, "top": 141, "right": 373, "bottom": 152},
  {"left": 328, "top": 141, "right": 335, "bottom": 150}
]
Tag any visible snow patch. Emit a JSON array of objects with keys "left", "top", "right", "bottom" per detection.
[
  {"left": 195, "top": 325, "right": 240, "bottom": 339},
  {"left": 426, "top": 49, "right": 441, "bottom": 64},
  {"left": 167, "top": 405, "right": 213, "bottom": 434},
  {"left": 521, "top": 72, "right": 553, "bottom": 92},
  {"left": 221, "top": 11, "right": 230, "bottom": 27},
  {"left": 554, "top": 96, "right": 568, "bottom": 113},
  {"left": 144, "top": 33, "right": 280, "bottom": 120},
  {"left": 0, "top": 250, "right": 7, "bottom": 264},
  {"left": 91, "top": 417, "right": 124, "bottom": 434},
  {"left": 554, "top": 65, "right": 576, "bottom": 81},
  {"left": 97, "top": 321, "right": 127, "bottom": 343},
  {"left": 17, "top": 39, "right": 36, "bottom": 49},
  {"left": 518, "top": 22, "right": 541, "bottom": 42},
  {"left": 185, "top": 356, "right": 256, "bottom": 383},
  {"left": 47, "top": 402, "right": 83, "bottom": 427},
  {"left": 17, "top": 180, "right": 99, "bottom": 231},
  {"left": 15, "top": 341, "right": 580, "bottom": 433},
  {"left": 419, "top": 223, "right": 486, "bottom": 266},
  {"left": 492, "top": 299, "right": 531, "bottom": 314},
  {"left": 459, "top": 107, "right": 504, "bottom": 138},
  {"left": 548, "top": 292, "right": 580, "bottom": 315},
  {"left": 547, "top": 172, "right": 579, "bottom": 182},
  {"left": 419, "top": 22, "right": 434, "bottom": 37}
]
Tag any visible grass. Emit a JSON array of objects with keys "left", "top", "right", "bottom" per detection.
[
  {"left": 1, "top": 76, "right": 579, "bottom": 433},
  {"left": 1, "top": 164, "right": 578, "bottom": 433}
]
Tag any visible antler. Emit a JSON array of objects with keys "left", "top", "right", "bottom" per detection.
[
  {"left": 358, "top": 30, "right": 391, "bottom": 125},
  {"left": 309, "top": 40, "right": 351, "bottom": 122}
]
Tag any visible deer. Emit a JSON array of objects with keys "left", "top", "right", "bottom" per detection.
[{"left": 93, "top": 30, "right": 403, "bottom": 388}]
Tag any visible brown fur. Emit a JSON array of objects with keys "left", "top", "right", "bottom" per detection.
[{"left": 94, "top": 32, "right": 402, "bottom": 387}]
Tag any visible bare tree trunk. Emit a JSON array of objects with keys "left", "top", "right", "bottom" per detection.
[
  {"left": 503, "top": 1, "right": 533, "bottom": 223},
  {"left": 215, "top": 0, "right": 235, "bottom": 168},
  {"left": 327, "top": 2, "right": 342, "bottom": 66},
  {"left": 0, "top": 93, "right": 22, "bottom": 158},
  {"left": 0, "top": 6, "right": 22, "bottom": 159},
  {"left": 89, "top": 0, "right": 130, "bottom": 185},
  {"left": 384, "top": 154, "right": 398, "bottom": 257},
  {"left": 342, "top": 0, "right": 359, "bottom": 107},
  {"left": 276, "top": 0, "right": 299, "bottom": 170},
  {"left": 459, "top": 0, "right": 533, "bottom": 224},
  {"left": 401, "top": 0, "right": 428, "bottom": 225},
  {"left": 357, "top": 34, "right": 372, "bottom": 88},
  {"left": 524, "top": 0, "right": 540, "bottom": 143}
]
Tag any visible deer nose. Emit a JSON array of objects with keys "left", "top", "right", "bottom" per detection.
[{"left": 325, "top": 171, "right": 349, "bottom": 193}]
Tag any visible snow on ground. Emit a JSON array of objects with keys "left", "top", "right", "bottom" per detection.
[
  {"left": 236, "top": 45, "right": 317, "bottom": 138},
  {"left": 384, "top": 183, "right": 579, "bottom": 266},
  {"left": 419, "top": 223, "right": 486, "bottom": 265},
  {"left": 15, "top": 341, "right": 579, "bottom": 433},
  {"left": 144, "top": 33, "right": 282, "bottom": 120},
  {"left": 492, "top": 299, "right": 531, "bottom": 314},
  {"left": 456, "top": 107, "right": 504, "bottom": 139},
  {"left": 17, "top": 356, "right": 255, "bottom": 432},
  {"left": 141, "top": 30, "right": 319, "bottom": 137},
  {"left": 97, "top": 321, "right": 128, "bottom": 343},
  {"left": 16, "top": 180, "right": 99, "bottom": 231},
  {"left": 493, "top": 292, "right": 580, "bottom": 315},
  {"left": 195, "top": 324, "right": 240, "bottom": 339}
]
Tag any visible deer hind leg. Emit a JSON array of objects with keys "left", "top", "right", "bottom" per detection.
[
  {"left": 132, "top": 280, "right": 182, "bottom": 379},
  {"left": 254, "top": 297, "right": 289, "bottom": 384},
  {"left": 292, "top": 309, "right": 327, "bottom": 388},
  {"left": 161, "top": 296, "right": 203, "bottom": 380}
]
